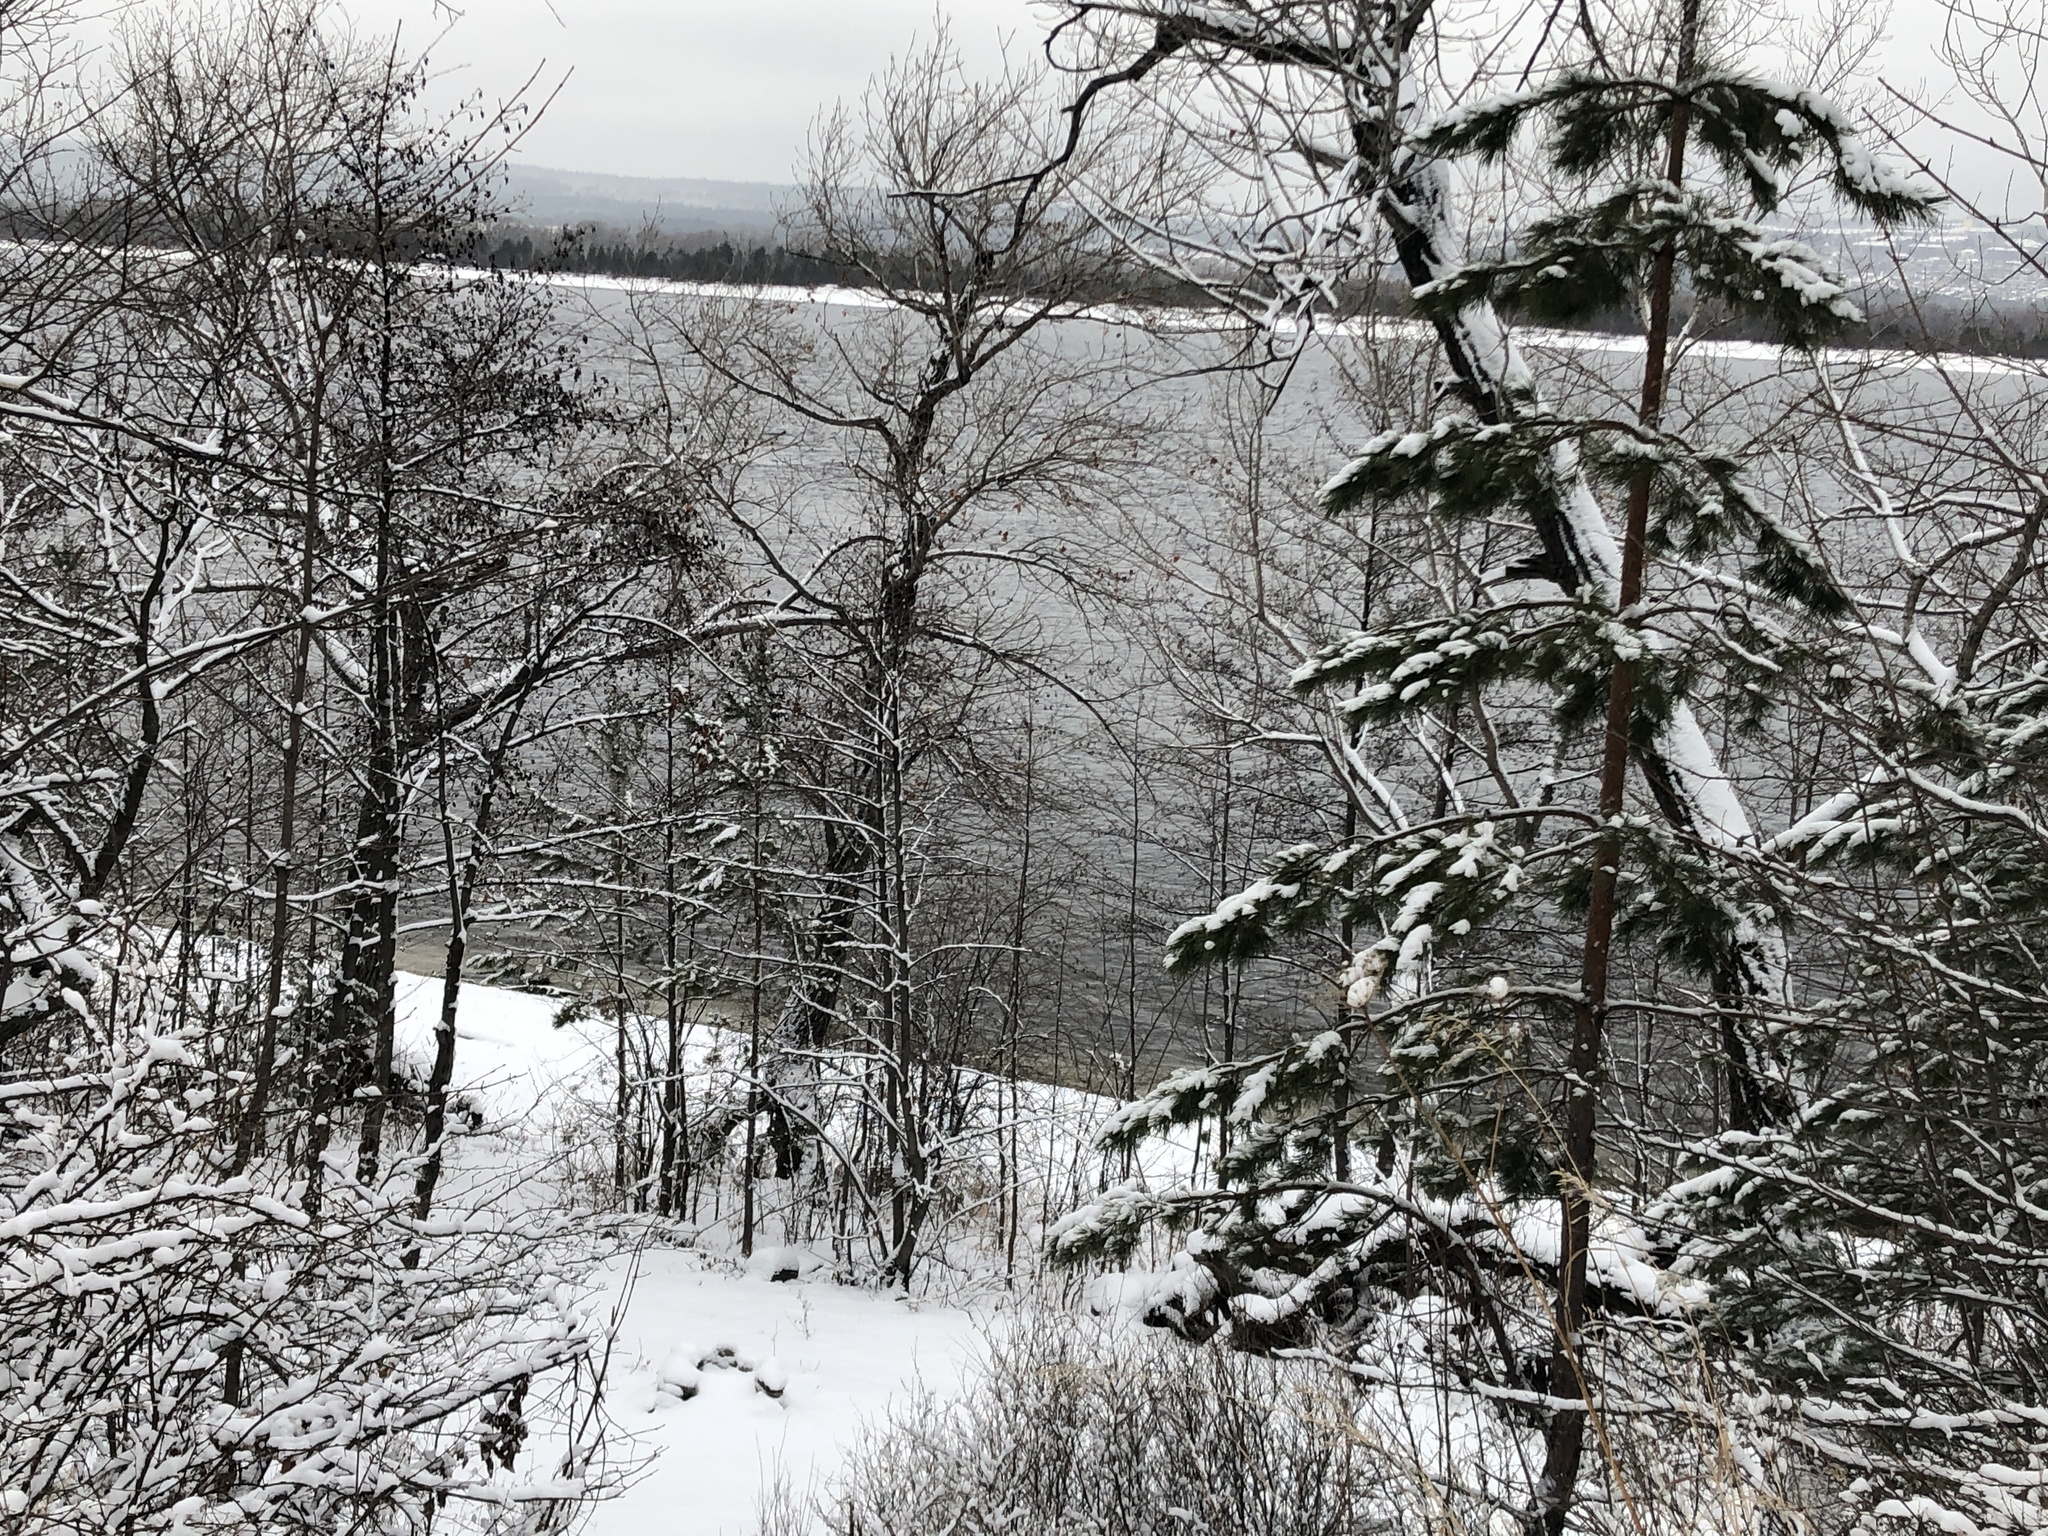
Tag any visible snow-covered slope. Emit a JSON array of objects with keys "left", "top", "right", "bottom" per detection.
[{"left": 389, "top": 972, "right": 1003, "bottom": 1535}]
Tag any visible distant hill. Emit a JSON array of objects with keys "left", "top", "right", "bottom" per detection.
[{"left": 501, "top": 163, "right": 787, "bottom": 234}]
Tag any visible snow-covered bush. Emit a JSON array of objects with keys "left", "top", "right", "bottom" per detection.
[
  {"left": 0, "top": 991, "right": 610, "bottom": 1533},
  {"left": 768, "top": 1309, "right": 1431, "bottom": 1536}
]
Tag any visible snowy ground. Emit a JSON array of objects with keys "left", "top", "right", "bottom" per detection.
[
  {"left": 390, "top": 973, "right": 1008, "bottom": 1536},
  {"left": 587, "top": 1249, "right": 981, "bottom": 1535}
]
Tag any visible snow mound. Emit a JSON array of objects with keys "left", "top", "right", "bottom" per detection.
[{"left": 744, "top": 1244, "right": 830, "bottom": 1283}]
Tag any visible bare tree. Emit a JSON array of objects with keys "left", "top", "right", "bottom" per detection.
[{"left": 636, "top": 31, "right": 1167, "bottom": 1286}]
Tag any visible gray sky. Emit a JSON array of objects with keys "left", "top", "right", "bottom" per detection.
[
  {"left": 344, "top": 0, "right": 1041, "bottom": 182},
  {"left": 336, "top": 0, "right": 2010, "bottom": 212}
]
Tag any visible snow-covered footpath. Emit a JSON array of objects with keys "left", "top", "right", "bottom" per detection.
[{"left": 389, "top": 973, "right": 994, "bottom": 1536}]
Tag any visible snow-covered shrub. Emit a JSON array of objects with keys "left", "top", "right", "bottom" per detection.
[
  {"left": 768, "top": 1310, "right": 1432, "bottom": 1536},
  {"left": 1663, "top": 730, "right": 2048, "bottom": 1532},
  {"left": 0, "top": 1001, "right": 610, "bottom": 1533}
]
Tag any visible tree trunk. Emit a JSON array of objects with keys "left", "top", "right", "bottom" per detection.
[
  {"left": 308, "top": 751, "right": 399, "bottom": 1214},
  {"left": 1534, "top": 9, "right": 1700, "bottom": 1528},
  {"left": 410, "top": 699, "right": 523, "bottom": 1252},
  {"left": 237, "top": 414, "right": 323, "bottom": 1171}
]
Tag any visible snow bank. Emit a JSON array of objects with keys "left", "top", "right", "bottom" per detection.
[{"left": 391, "top": 971, "right": 606, "bottom": 1120}]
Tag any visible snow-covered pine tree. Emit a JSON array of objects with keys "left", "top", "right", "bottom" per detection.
[{"left": 1054, "top": 3, "right": 1933, "bottom": 1530}]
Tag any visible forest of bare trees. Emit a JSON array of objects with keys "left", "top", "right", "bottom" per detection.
[{"left": 3, "top": 0, "right": 2046, "bottom": 1531}]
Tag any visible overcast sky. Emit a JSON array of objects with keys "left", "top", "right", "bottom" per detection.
[
  {"left": 335, "top": 0, "right": 2001, "bottom": 207},
  {"left": 341, "top": 0, "right": 1041, "bottom": 183}
]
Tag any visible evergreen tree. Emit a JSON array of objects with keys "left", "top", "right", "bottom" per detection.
[{"left": 1054, "top": 4, "right": 1933, "bottom": 1530}]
